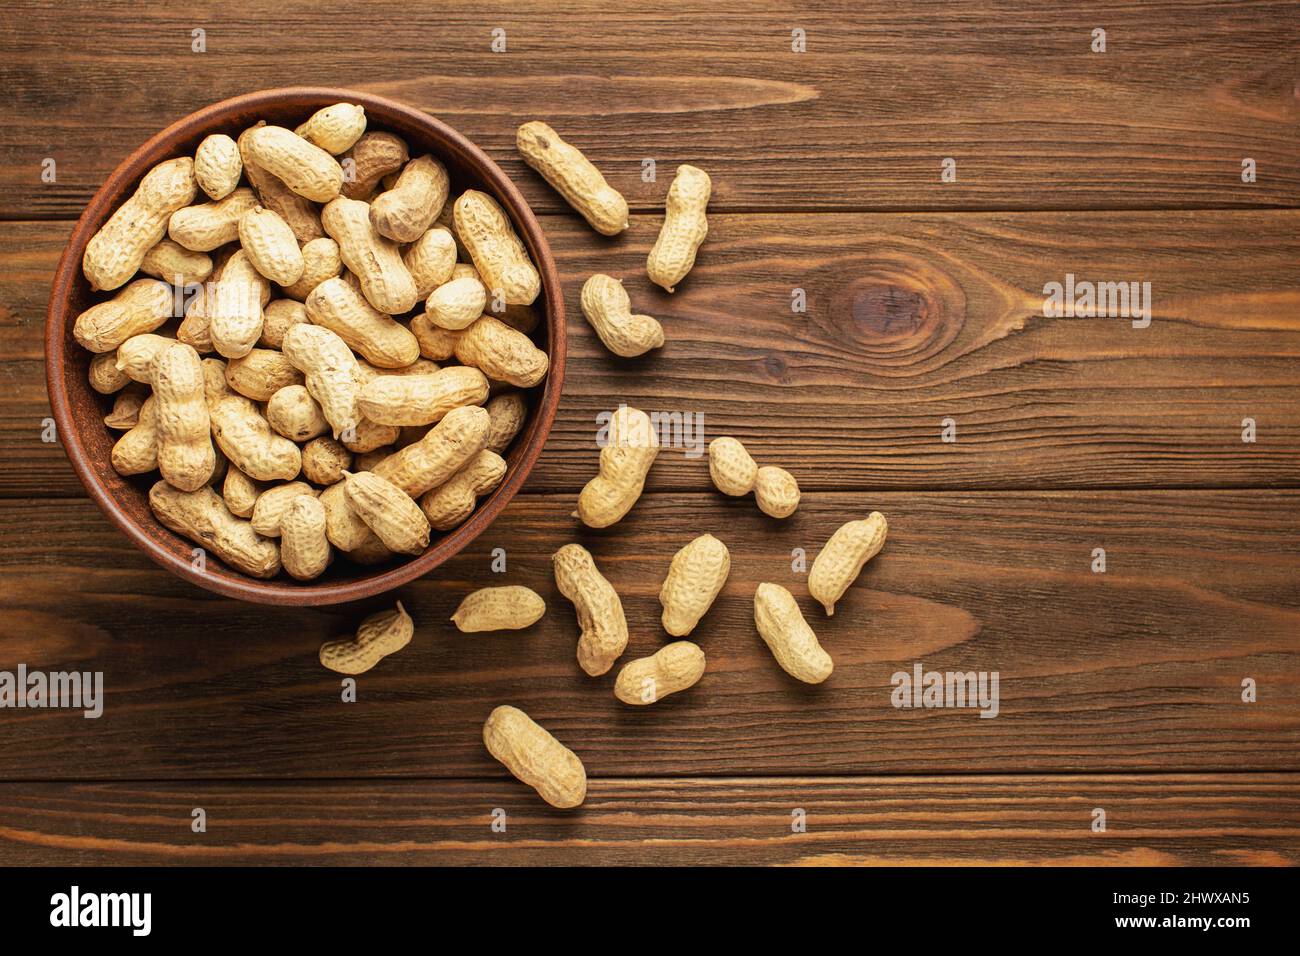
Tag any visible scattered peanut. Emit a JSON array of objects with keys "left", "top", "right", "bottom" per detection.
[
  {"left": 319, "top": 601, "right": 413, "bottom": 675},
  {"left": 808, "top": 512, "right": 888, "bottom": 616},
  {"left": 516, "top": 121, "right": 628, "bottom": 235},
  {"left": 708, "top": 436, "right": 757, "bottom": 496},
  {"left": 753, "top": 583, "right": 832, "bottom": 684},
  {"left": 579, "top": 273, "right": 664, "bottom": 358},
  {"left": 707, "top": 437, "right": 799, "bottom": 518},
  {"left": 482, "top": 705, "right": 586, "bottom": 809},
  {"left": 753, "top": 465, "right": 801, "bottom": 518},
  {"left": 614, "top": 642, "right": 706, "bottom": 705},
  {"left": 552, "top": 543, "right": 628, "bottom": 677},
  {"left": 575, "top": 405, "right": 659, "bottom": 528},
  {"left": 451, "top": 586, "right": 546, "bottom": 632},
  {"left": 646, "top": 164, "right": 711, "bottom": 293},
  {"left": 659, "top": 534, "right": 731, "bottom": 636}
]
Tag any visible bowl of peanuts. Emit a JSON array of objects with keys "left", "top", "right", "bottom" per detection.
[{"left": 45, "top": 87, "right": 566, "bottom": 605}]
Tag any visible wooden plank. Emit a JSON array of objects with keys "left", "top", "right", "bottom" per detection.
[
  {"left": 0, "top": 775, "right": 1294, "bottom": 865},
  {"left": 1, "top": 1, "right": 1297, "bottom": 218},
  {"left": 0, "top": 491, "right": 1295, "bottom": 780},
  {"left": 9, "top": 208, "right": 1300, "bottom": 497}
]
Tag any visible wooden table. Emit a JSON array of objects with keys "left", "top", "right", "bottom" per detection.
[{"left": 1, "top": 1, "right": 1297, "bottom": 866}]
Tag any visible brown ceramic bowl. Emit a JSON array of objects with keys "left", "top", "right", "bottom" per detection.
[{"left": 46, "top": 87, "right": 565, "bottom": 606}]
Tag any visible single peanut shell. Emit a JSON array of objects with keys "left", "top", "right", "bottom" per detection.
[
  {"left": 646, "top": 164, "right": 710, "bottom": 293},
  {"left": 342, "top": 470, "right": 430, "bottom": 555},
  {"left": 244, "top": 125, "right": 343, "bottom": 203},
  {"left": 168, "top": 187, "right": 258, "bottom": 252},
  {"left": 614, "top": 642, "right": 706, "bottom": 705},
  {"left": 708, "top": 437, "right": 757, "bottom": 496},
  {"left": 452, "top": 586, "right": 546, "bottom": 632},
  {"left": 516, "top": 121, "right": 628, "bottom": 236},
  {"left": 552, "top": 543, "right": 628, "bottom": 677},
  {"left": 453, "top": 315, "right": 549, "bottom": 388},
  {"left": 482, "top": 705, "right": 587, "bottom": 809},
  {"left": 149, "top": 480, "right": 281, "bottom": 579},
  {"left": 280, "top": 494, "right": 331, "bottom": 580},
  {"left": 753, "top": 583, "right": 832, "bottom": 684},
  {"left": 808, "top": 512, "right": 889, "bottom": 616},
  {"left": 453, "top": 190, "right": 540, "bottom": 306},
  {"left": 370, "top": 154, "right": 449, "bottom": 243},
  {"left": 295, "top": 103, "right": 367, "bottom": 155},
  {"left": 194, "top": 133, "right": 242, "bottom": 200},
  {"left": 575, "top": 405, "right": 659, "bottom": 528},
  {"left": 319, "top": 601, "right": 413, "bottom": 674},
  {"left": 754, "top": 465, "right": 800, "bottom": 519},
  {"left": 579, "top": 274, "right": 663, "bottom": 357},
  {"left": 239, "top": 206, "right": 306, "bottom": 285},
  {"left": 370, "top": 405, "right": 490, "bottom": 497},
  {"left": 418, "top": 449, "right": 506, "bottom": 531},
  {"left": 84, "top": 157, "right": 196, "bottom": 291},
  {"left": 659, "top": 534, "right": 731, "bottom": 636},
  {"left": 357, "top": 366, "right": 489, "bottom": 427}
]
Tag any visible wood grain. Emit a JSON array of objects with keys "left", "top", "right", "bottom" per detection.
[
  {"left": 1, "top": 1, "right": 1296, "bottom": 218},
  {"left": 0, "top": 775, "right": 1294, "bottom": 865},
  {"left": 8, "top": 208, "right": 1300, "bottom": 498},
  {"left": 0, "top": 491, "right": 1295, "bottom": 780}
]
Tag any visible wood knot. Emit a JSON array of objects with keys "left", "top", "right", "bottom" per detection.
[{"left": 829, "top": 250, "right": 965, "bottom": 368}]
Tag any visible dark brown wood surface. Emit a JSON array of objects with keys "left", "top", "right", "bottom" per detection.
[
  {"left": 0, "top": 0, "right": 1297, "bottom": 866},
  {"left": 0, "top": 776, "right": 1293, "bottom": 865}
]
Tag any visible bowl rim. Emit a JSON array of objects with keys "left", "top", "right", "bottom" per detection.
[{"left": 45, "top": 86, "right": 566, "bottom": 606}]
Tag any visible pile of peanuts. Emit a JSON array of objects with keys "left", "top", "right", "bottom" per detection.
[
  {"left": 306, "top": 121, "right": 890, "bottom": 810},
  {"left": 75, "top": 103, "right": 550, "bottom": 580}
]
